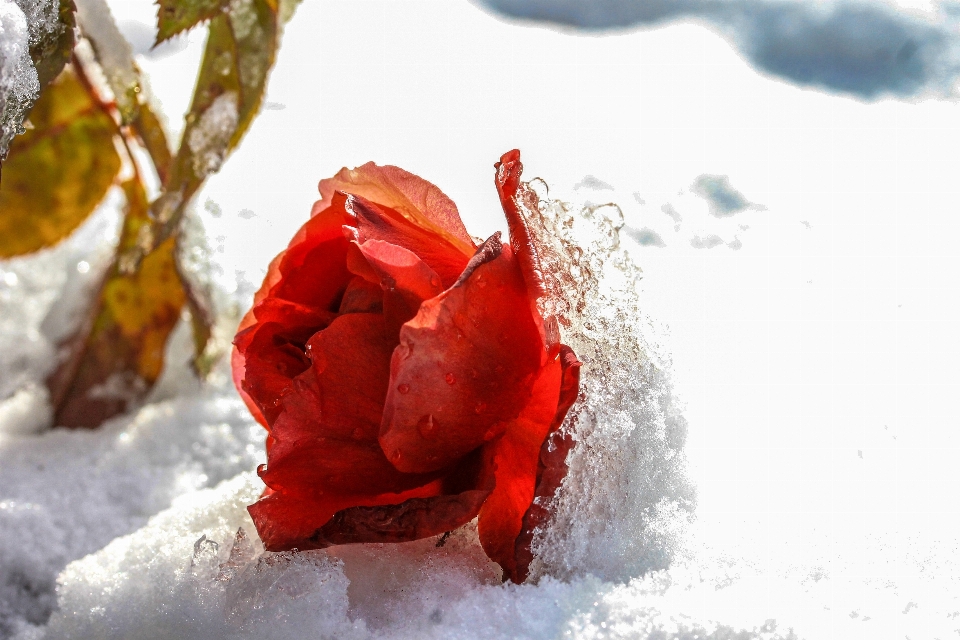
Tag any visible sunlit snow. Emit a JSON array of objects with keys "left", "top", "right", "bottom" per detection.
[{"left": 2, "top": 0, "right": 960, "bottom": 638}]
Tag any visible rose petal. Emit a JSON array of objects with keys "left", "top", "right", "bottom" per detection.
[
  {"left": 513, "top": 345, "right": 582, "bottom": 582},
  {"left": 233, "top": 193, "right": 357, "bottom": 424},
  {"left": 314, "top": 162, "right": 476, "bottom": 255},
  {"left": 235, "top": 321, "right": 312, "bottom": 426},
  {"left": 307, "top": 446, "right": 495, "bottom": 546},
  {"left": 355, "top": 238, "right": 444, "bottom": 327},
  {"left": 379, "top": 239, "right": 545, "bottom": 474},
  {"left": 262, "top": 313, "right": 438, "bottom": 497},
  {"left": 345, "top": 195, "right": 471, "bottom": 288},
  {"left": 494, "top": 149, "right": 562, "bottom": 351},
  {"left": 338, "top": 275, "right": 383, "bottom": 314},
  {"left": 251, "top": 440, "right": 495, "bottom": 551},
  {"left": 248, "top": 478, "right": 448, "bottom": 551},
  {"left": 476, "top": 354, "right": 563, "bottom": 583}
]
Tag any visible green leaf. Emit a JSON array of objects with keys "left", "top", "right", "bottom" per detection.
[
  {"left": 0, "top": 66, "right": 121, "bottom": 258},
  {"left": 47, "top": 178, "right": 188, "bottom": 428},
  {"left": 145, "top": 0, "right": 279, "bottom": 249},
  {"left": 155, "top": 0, "right": 231, "bottom": 45}
]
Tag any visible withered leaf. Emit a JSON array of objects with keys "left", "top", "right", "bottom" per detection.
[
  {"left": 0, "top": 66, "right": 121, "bottom": 259},
  {"left": 48, "top": 178, "right": 187, "bottom": 428},
  {"left": 155, "top": 0, "right": 231, "bottom": 45}
]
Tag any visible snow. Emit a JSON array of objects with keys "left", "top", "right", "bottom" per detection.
[
  {"left": 3, "top": 0, "right": 960, "bottom": 637},
  {"left": 0, "top": 0, "right": 38, "bottom": 159}
]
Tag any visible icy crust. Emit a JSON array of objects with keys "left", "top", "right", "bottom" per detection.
[
  {"left": 0, "top": 0, "right": 39, "bottom": 159},
  {"left": 519, "top": 180, "right": 695, "bottom": 582}
]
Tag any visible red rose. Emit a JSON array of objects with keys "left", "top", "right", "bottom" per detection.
[{"left": 232, "top": 150, "right": 580, "bottom": 583}]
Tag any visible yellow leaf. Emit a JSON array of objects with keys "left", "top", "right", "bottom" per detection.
[
  {"left": 47, "top": 179, "right": 187, "bottom": 428},
  {"left": 0, "top": 67, "right": 121, "bottom": 258}
]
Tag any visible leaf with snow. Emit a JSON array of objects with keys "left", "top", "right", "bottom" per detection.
[
  {"left": 47, "top": 178, "right": 188, "bottom": 429},
  {"left": 0, "top": 66, "right": 120, "bottom": 258},
  {"left": 148, "top": 0, "right": 278, "bottom": 250},
  {"left": 75, "top": 0, "right": 172, "bottom": 179},
  {"left": 155, "top": 0, "right": 230, "bottom": 45}
]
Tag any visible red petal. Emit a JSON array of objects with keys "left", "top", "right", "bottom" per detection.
[
  {"left": 513, "top": 345, "right": 582, "bottom": 582},
  {"left": 251, "top": 437, "right": 496, "bottom": 551},
  {"left": 262, "top": 313, "right": 437, "bottom": 498},
  {"left": 476, "top": 355, "right": 564, "bottom": 582},
  {"left": 314, "top": 162, "right": 476, "bottom": 254},
  {"left": 379, "top": 237, "right": 545, "bottom": 474},
  {"left": 355, "top": 238, "right": 444, "bottom": 326},
  {"left": 235, "top": 321, "right": 313, "bottom": 426},
  {"left": 493, "top": 150, "right": 564, "bottom": 352},
  {"left": 233, "top": 193, "right": 356, "bottom": 425},
  {"left": 337, "top": 275, "right": 383, "bottom": 315},
  {"left": 249, "top": 478, "right": 448, "bottom": 551},
  {"left": 345, "top": 195, "right": 472, "bottom": 288},
  {"left": 494, "top": 149, "right": 547, "bottom": 303}
]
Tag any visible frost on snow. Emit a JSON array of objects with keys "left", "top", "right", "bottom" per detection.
[{"left": 0, "top": 0, "right": 39, "bottom": 160}]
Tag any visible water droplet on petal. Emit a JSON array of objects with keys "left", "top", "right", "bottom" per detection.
[
  {"left": 477, "top": 278, "right": 487, "bottom": 288},
  {"left": 483, "top": 428, "right": 497, "bottom": 441},
  {"left": 397, "top": 383, "right": 411, "bottom": 394},
  {"left": 418, "top": 414, "right": 437, "bottom": 438},
  {"left": 474, "top": 402, "right": 487, "bottom": 414},
  {"left": 444, "top": 373, "right": 456, "bottom": 385},
  {"left": 430, "top": 274, "right": 441, "bottom": 288},
  {"left": 390, "top": 450, "right": 402, "bottom": 464},
  {"left": 256, "top": 463, "right": 268, "bottom": 476},
  {"left": 352, "top": 427, "right": 364, "bottom": 440}
]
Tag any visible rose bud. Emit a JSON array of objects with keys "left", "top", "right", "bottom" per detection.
[{"left": 232, "top": 150, "right": 581, "bottom": 583}]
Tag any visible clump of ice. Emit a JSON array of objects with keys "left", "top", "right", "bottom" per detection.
[
  {"left": 521, "top": 180, "right": 696, "bottom": 582},
  {"left": 188, "top": 92, "right": 239, "bottom": 176},
  {"left": 0, "top": 0, "right": 39, "bottom": 159}
]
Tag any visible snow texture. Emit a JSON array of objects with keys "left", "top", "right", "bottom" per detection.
[{"left": 0, "top": 0, "right": 38, "bottom": 160}]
